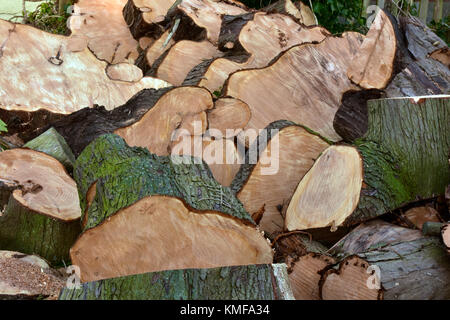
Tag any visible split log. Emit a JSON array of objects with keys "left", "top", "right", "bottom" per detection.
[
  {"left": 70, "top": 134, "right": 272, "bottom": 282},
  {"left": 287, "top": 96, "right": 450, "bottom": 231},
  {"left": 23, "top": 127, "right": 76, "bottom": 172},
  {"left": 154, "top": 40, "right": 223, "bottom": 85},
  {"left": 403, "top": 206, "right": 441, "bottom": 230},
  {"left": 0, "top": 149, "right": 81, "bottom": 265},
  {"left": 347, "top": 9, "right": 396, "bottom": 89},
  {"left": 68, "top": 0, "right": 139, "bottom": 63},
  {"left": 0, "top": 20, "right": 171, "bottom": 141},
  {"left": 184, "top": 12, "right": 329, "bottom": 93},
  {"left": 45, "top": 86, "right": 212, "bottom": 157},
  {"left": 0, "top": 251, "right": 65, "bottom": 300},
  {"left": 59, "top": 264, "right": 293, "bottom": 300},
  {"left": 231, "top": 120, "right": 330, "bottom": 236},
  {"left": 321, "top": 222, "right": 450, "bottom": 299},
  {"left": 263, "top": 0, "right": 316, "bottom": 26},
  {"left": 224, "top": 32, "right": 364, "bottom": 143}
]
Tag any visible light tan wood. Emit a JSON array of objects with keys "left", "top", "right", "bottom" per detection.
[
  {"left": 225, "top": 32, "right": 364, "bottom": 143},
  {"left": 443, "top": 224, "right": 450, "bottom": 254},
  {"left": 237, "top": 126, "right": 329, "bottom": 236},
  {"left": 207, "top": 98, "right": 251, "bottom": 138},
  {"left": 0, "top": 149, "right": 80, "bottom": 221},
  {"left": 106, "top": 63, "right": 143, "bottom": 82},
  {"left": 145, "top": 30, "right": 176, "bottom": 67},
  {"left": 285, "top": 146, "right": 363, "bottom": 231},
  {"left": 0, "top": 20, "right": 171, "bottom": 114},
  {"left": 131, "top": 0, "right": 175, "bottom": 23},
  {"left": 404, "top": 207, "right": 441, "bottom": 230},
  {"left": 114, "top": 87, "right": 213, "bottom": 156},
  {"left": 71, "top": 195, "right": 273, "bottom": 282},
  {"left": 347, "top": 9, "right": 396, "bottom": 89}
]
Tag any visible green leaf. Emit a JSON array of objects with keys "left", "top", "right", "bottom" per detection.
[{"left": 0, "top": 119, "right": 7, "bottom": 133}]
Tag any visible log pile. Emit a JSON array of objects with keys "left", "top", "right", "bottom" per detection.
[{"left": 0, "top": 0, "right": 449, "bottom": 300}]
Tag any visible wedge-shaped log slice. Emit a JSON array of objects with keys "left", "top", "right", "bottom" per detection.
[
  {"left": 0, "top": 149, "right": 81, "bottom": 264},
  {"left": 263, "top": 0, "right": 316, "bottom": 26},
  {"left": 68, "top": 0, "right": 139, "bottom": 63},
  {"left": 177, "top": 0, "right": 248, "bottom": 45},
  {"left": 232, "top": 121, "right": 330, "bottom": 236},
  {"left": 0, "top": 20, "right": 171, "bottom": 141},
  {"left": 106, "top": 63, "right": 143, "bottom": 82},
  {"left": 207, "top": 98, "right": 251, "bottom": 138},
  {"left": 138, "top": 29, "right": 176, "bottom": 74},
  {"left": 71, "top": 134, "right": 271, "bottom": 281},
  {"left": 156, "top": 40, "right": 223, "bottom": 85},
  {"left": 23, "top": 127, "right": 76, "bottom": 172},
  {"left": 285, "top": 146, "right": 363, "bottom": 231},
  {"left": 347, "top": 9, "right": 396, "bottom": 89},
  {"left": 403, "top": 207, "right": 441, "bottom": 230},
  {"left": 71, "top": 195, "right": 273, "bottom": 282},
  {"left": 184, "top": 12, "right": 328, "bottom": 93},
  {"left": 47, "top": 87, "right": 211, "bottom": 157},
  {"left": 59, "top": 264, "right": 293, "bottom": 300},
  {"left": 350, "top": 96, "right": 450, "bottom": 225},
  {"left": 0, "top": 251, "right": 65, "bottom": 300},
  {"left": 225, "top": 32, "right": 363, "bottom": 142}
]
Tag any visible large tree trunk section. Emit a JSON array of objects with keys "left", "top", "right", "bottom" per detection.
[
  {"left": 263, "top": 0, "right": 317, "bottom": 26},
  {"left": 59, "top": 264, "right": 293, "bottom": 300},
  {"left": 154, "top": 40, "right": 223, "bottom": 85},
  {"left": 45, "top": 86, "right": 212, "bottom": 157},
  {"left": 0, "top": 251, "right": 65, "bottom": 300},
  {"left": 23, "top": 127, "right": 76, "bottom": 172},
  {"left": 232, "top": 121, "right": 330, "bottom": 236},
  {"left": 70, "top": 134, "right": 272, "bottom": 282},
  {"left": 184, "top": 12, "right": 328, "bottom": 93},
  {"left": 0, "top": 20, "right": 171, "bottom": 141},
  {"left": 68, "top": 0, "right": 139, "bottom": 64},
  {"left": 347, "top": 9, "right": 396, "bottom": 89},
  {"left": 0, "top": 149, "right": 81, "bottom": 265},
  {"left": 224, "top": 32, "right": 364, "bottom": 143},
  {"left": 285, "top": 145, "right": 363, "bottom": 232}
]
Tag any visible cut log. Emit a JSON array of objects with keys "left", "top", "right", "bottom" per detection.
[
  {"left": 155, "top": 40, "right": 223, "bottom": 85},
  {"left": 263, "top": 0, "right": 316, "bottom": 26},
  {"left": 184, "top": 12, "right": 329, "bottom": 93},
  {"left": 68, "top": 0, "right": 139, "bottom": 63},
  {"left": 59, "top": 264, "right": 293, "bottom": 300},
  {"left": 45, "top": 86, "right": 212, "bottom": 157},
  {"left": 224, "top": 32, "right": 364, "bottom": 143},
  {"left": 23, "top": 127, "right": 76, "bottom": 172},
  {"left": 443, "top": 224, "right": 450, "bottom": 253},
  {"left": 285, "top": 145, "right": 363, "bottom": 232},
  {"left": 0, "top": 251, "right": 65, "bottom": 300},
  {"left": 106, "top": 63, "right": 143, "bottom": 82},
  {"left": 430, "top": 47, "right": 450, "bottom": 68},
  {"left": 138, "top": 29, "right": 176, "bottom": 74},
  {"left": 0, "top": 20, "right": 171, "bottom": 141},
  {"left": 231, "top": 121, "right": 330, "bottom": 236},
  {"left": 403, "top": 206, "right": 441, "bottom": 230},
  {"left": 71, "top": 134, "right": 272, "bottom": 282},
  {"left": 207, "top": 98, "right": 251, "bottom": 138},
  {"left": 0, "top": 149, "right": 81, "bottom": 264},
  {"left": 347, "top": 9, "right": 396, "bottom": 89}
]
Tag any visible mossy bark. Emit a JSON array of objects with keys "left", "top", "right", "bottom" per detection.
[
  {"left": 59, "top": 264, "right": 293, "bottom": 300},
  {"left": 345, "top": 96, "right": 450, "bottom": 225},
  {"left": 74, "top": 134, "right": 254, "bottom": 231},
  {"left": 24, "top": 127, "right": 75, "bottom": 171},
  {"left": 0, "top": 195, "right": 81, "bottom": 265}
]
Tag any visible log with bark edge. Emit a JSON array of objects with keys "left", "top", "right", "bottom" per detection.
[
  {"left": 403, "top": 206, "right": 441, "bottom": 230},
  {"left": 272, "top": 232, "right": 335, "bottom": 300},
  {"left": 44, "top": 86, "right": 212, "bottom": 157},
  {"left": 68, "top": 0, "right": 139, "bottom": 64},
  {"left": 263, "top": 0, "right": 316, "bottom": 26},
  {"left": 23, "top": 127, "right": 76, "bottom": 172},
  {"left": 0, "top": 20, "right": 171, "bottom": 142},
  {"left": 347, "top": 9, "right": 396, "bottom": 90},
  {"left": 287, "top": 96, "right": 450, "bottom": 231},
  {"left": 70, "top": 134, "right": 273, "bottom": 282},
  {"left": 136, "top": 29, "right": 176, "bottom": 74},
  {"left": 183, "top": 12, "right": 329, "bottom": 93},
  {"left": 0, "top": 251, "right": 65, "bottom": 300},
  {"left": 154, "top": 40, "right": 223, "bottom": 85},
  {"left": 0, "top": 149, "right": 81, "bottom": 265},
  {"left": 224, "top": 32, "right": 364, "bottom": 143},
  {"left": 59, "top": 264, "right": 293, "bottom": 300},
  {"left": 231, "top": 120, "right": 330, "bottom": 236}
]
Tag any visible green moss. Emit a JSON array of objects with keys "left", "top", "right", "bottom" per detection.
[{"left": 26, "top": 0, "right": 72, "bottom": 35}]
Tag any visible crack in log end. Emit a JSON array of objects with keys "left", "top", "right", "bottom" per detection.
[{"left": 19, "top": 180, "right": 43, "bottom": 196}]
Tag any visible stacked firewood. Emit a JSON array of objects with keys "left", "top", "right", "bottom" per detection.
[{"left": 0, "top": 0, "right": 449, "bottom": 300}]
